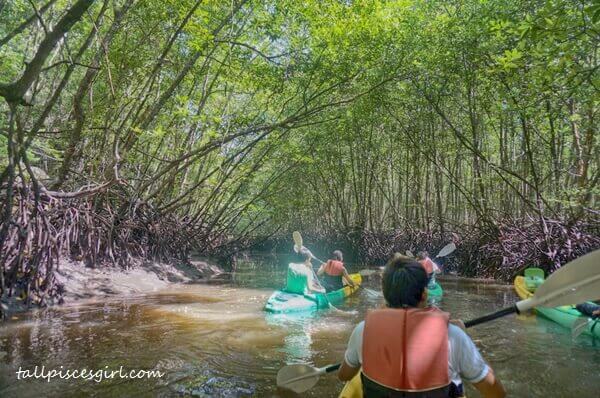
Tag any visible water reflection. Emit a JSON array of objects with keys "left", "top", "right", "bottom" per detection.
[{"left": 0, "top": 255, "right": 599, "bottom": 397}]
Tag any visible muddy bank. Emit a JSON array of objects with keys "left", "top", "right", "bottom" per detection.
[{"left": 1, "top": 259, "right": 224, "bottom": 317}]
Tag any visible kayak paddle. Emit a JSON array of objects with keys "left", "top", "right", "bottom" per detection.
[
  {"left": 292, "top": 231, "right": 380, "bottom": 299},
  {"left": 277, "top": 249, "right": 600, "bottom": 393},
  {"left": 292, "top": 231, "right": 304, "bottom": 254},
  {"left": 277, "top": 363, "right": 341, "bottom": 393},
  {"left": 358, "top": 243, "right": 457, "bottom": 283},
  {"left": 435, "top": 242, "right": 456, "bottom": 259},
  {"left": 291, "top": 232, "right": 359, "bottom": 313},
  {"left": 465, "top": 249, "right": 600, "bottom": 327},
  {"left": 405, "top": 243, "right": 455, "bottom": 260}
]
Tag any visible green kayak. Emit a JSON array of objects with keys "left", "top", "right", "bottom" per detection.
[
  {"left": 427, "top": 280, "right": 443, "bottom": 303},
  {"left": 515, "top": 275, "right": 600, "bottom": 338},
  {"left": 264, "top": 273, "right": 362, "bottom": 313},
  {"left": 427, "top": 282, "right": 444, "bottom": 300}
]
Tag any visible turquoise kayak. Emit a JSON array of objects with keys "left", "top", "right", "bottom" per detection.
[
  {"left": 264, "top": 274, "right": 362, "bottom": 313},
  {"left": 515, "top": 275, "right": 600, "bottom": 338},
  {"left": 427, "top": 280, "right": 443, "bottom": 302}
]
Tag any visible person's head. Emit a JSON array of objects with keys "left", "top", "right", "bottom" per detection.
[
  {"left": 332, "top": 250, "right": 343, "bottom": 261},
  {"left": 301, "top": 248, "right": 313, "bottom": 262},
  {"left": 382, "top": 254, "right": 429, "bottom": 308},
  {"left": 416, "top": 251, "right": 429, "bottom": 260}
]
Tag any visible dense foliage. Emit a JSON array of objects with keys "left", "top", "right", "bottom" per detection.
[{"left": 0, "top": 0, "right": 598, "bottom": 310}]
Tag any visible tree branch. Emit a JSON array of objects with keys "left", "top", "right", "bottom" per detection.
[
  {"left": 0, "top": 0, "right": 95, "bottom": 105},
  {"left": 0, "top": 0, "right": 58, "bottom": 47}
]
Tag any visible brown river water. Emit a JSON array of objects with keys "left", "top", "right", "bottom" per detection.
[{"left": 1, "top": 254, "right": 599, "bottom": 397}]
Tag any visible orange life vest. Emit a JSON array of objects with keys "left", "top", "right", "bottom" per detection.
[
  {"left": 324, "top": 260, "right": 344, "bottom": 276},
  {"left": 419, "top": 258, "right": 435, "bottom": 275},
  {"left": 362, "top": 307, "right": 450, "bottom": 393}
]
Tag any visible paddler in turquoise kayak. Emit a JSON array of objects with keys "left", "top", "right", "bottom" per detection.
[
  {"left": 337, "top": 255, "right": 506, "bottom": 398},
  {"left": 576, "top": 301, "right": 600, "bottom": 318},
  {"left": 317, "top": 250, "right": 356, "bottom": 292},
  {"left": 416, "top": 250, "right": 441, "bottom": 282},
  {"left": 292, "top": 246, "right": 326, "bottom": 294}
]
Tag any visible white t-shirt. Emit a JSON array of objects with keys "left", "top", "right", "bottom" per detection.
[{"left": 344, "top": 321, "right": 489, "bottom": 386}]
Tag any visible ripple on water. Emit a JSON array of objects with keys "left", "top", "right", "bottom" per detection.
[{"left": 1, "top": 262, "right": 600, "bottom": 397}]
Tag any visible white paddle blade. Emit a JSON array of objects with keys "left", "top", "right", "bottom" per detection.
[
  {"left": 405, "top": 250, "right": 414, "bottom": 257},
  {"left": 516, "top": 250, "right": 600, "bottom": 312},
  {"left": 277, "top": 364, "right": 321, "bottom": 393},
  {"left": 436, "top": 242, "right": 456, "bottom": 258},
  {"left": 359, "top": 269, "right": 378, "bottom": 277},
  {"left": 364, "top": 288, "right": 383, "bottom": 298},
  {"left": 292, "top": 231, "right": 303, "bottom": 253}
]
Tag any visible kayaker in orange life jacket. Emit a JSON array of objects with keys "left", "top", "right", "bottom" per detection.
[
  {"left": 316, "top": 250, "right": 356, "bottom": 292},
  {"left": 338, "top": 255, "right": 506, "bottom": 398},
  {"left": 417, "top": 250, "right": 441, "bottom": 282}
]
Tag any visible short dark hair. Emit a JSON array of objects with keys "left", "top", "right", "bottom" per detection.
[
  {"left": 382, "top": 254, "right": 428, "bottom": 308},
  {"left": 416, "top": 251, "right": 428, "bottom": 260},
  {"left": 332, "top": 250, "right": 343, "bottom": 261}
]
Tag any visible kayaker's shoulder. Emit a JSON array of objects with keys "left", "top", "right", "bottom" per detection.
[
  {"left": 448, "top": 323, "right": 466, "bottom": 336},
  {"left": 350, "top": 320, "right": 365, "bottom": 336},
  {"left": 447, "top": 323, "right": 478, "bottom": 347}
]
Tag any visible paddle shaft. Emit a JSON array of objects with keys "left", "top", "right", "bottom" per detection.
[{"left": 464, "top": 306, "right": 518, "bottom": 328}]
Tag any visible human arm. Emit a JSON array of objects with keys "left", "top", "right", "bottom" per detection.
[
  {"left": 338, "top": 321, "right": 364, "bottom": 381},
  {"left": 450, "top": 325, "right": 506, "bottom": 398},
  {"left": 305, "top": 264, "right": 325, "bottom": 293},
  {"left": 472, "top": 368, "right": 506, "bottom": 398},
  {"left": 576, "top": 302, "right": 600, "bottom": 318},
  {"left": 317, "top": 263, "right": 325, "bottom": 276},
  {"left": 449, "top": 319, "right": 466, "bottom": 331},
  {"left": 338, "top": 359, "right": 360, "bottom": 382},
  {"left": 342, "top": 269, "right": 356, "bottom": 287}
]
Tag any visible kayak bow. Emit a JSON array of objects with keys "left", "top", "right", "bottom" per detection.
[{"left": 264, "top": 273, "right": 362, "bottom": 313}]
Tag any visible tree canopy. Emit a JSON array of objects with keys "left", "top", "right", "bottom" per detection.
[{"left": 0, "top": 0, "right": 598, "bottom": 305}]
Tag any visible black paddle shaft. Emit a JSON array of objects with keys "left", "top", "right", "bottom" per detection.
[
  {"left": 464, "top": 305, "right": 519, "bottom": 328},
  {"left": 325, "top": 364, "right": 341, "bottom": 373}
]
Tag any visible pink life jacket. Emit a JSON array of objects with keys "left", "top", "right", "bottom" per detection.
[
  {"left": 419, "top": 258, "right": 435, "bottom": 275},
  {"left": 324, "top": 259, "right": 344, "bottom": 276},
  {"left": 362, "top": 307, "right": 450, "bottom": 393}
]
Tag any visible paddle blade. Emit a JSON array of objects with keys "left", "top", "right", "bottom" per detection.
[
  {"left": 405, "top": 250, "right": 414, "bottom": 257},
  {"left": 292, "top": 231, "right": 303, "bottom": 253},
  {"left": 532, "top": 249, "right": 600, "bottom": 308},
  {"left": 436, "top": 243, "right": 456, "bottom": 258},
  {"left": 277, "top": 364, "right": 320, "bottom": 393},
  {"left": 359, "top": 269, "right": 378, "bottom": 277},
  {"left": 363, "top": 287, "right": 383, "bottom": 298}
]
